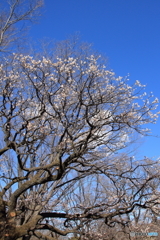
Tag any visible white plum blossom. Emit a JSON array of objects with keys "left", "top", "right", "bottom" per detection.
[{"left": 0, "top": 48, "right": 160, "bottom": 240}]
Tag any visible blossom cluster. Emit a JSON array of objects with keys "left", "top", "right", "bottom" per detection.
[{"left": 0, "top": 53, "right": 159, "bottom": 155}]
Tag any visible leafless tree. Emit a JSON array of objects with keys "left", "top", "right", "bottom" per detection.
[
  {"left": 61, "top": 155, "right": 160, "bottom": 240},
  {"left": 0, "top": 39, "right": 160, "bottom": 240},
  {"left": 0, "top": 0, "right": 43, "bottom": 53}
]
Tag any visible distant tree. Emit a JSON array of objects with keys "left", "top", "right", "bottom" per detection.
[
  {"left": 0, "top": 37, "right": 160, "bottom": 239},
  {"left": 0, "top": 0, "right": 43, "bottom": 53}
]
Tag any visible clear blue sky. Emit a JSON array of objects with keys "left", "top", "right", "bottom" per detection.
[{"left": 30, "top": 0, "right": 160, "bottom": 159}]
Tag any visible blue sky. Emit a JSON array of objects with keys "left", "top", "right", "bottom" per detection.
[{"left": 30, "top": 0, "right": 160, "bottom": 159}]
